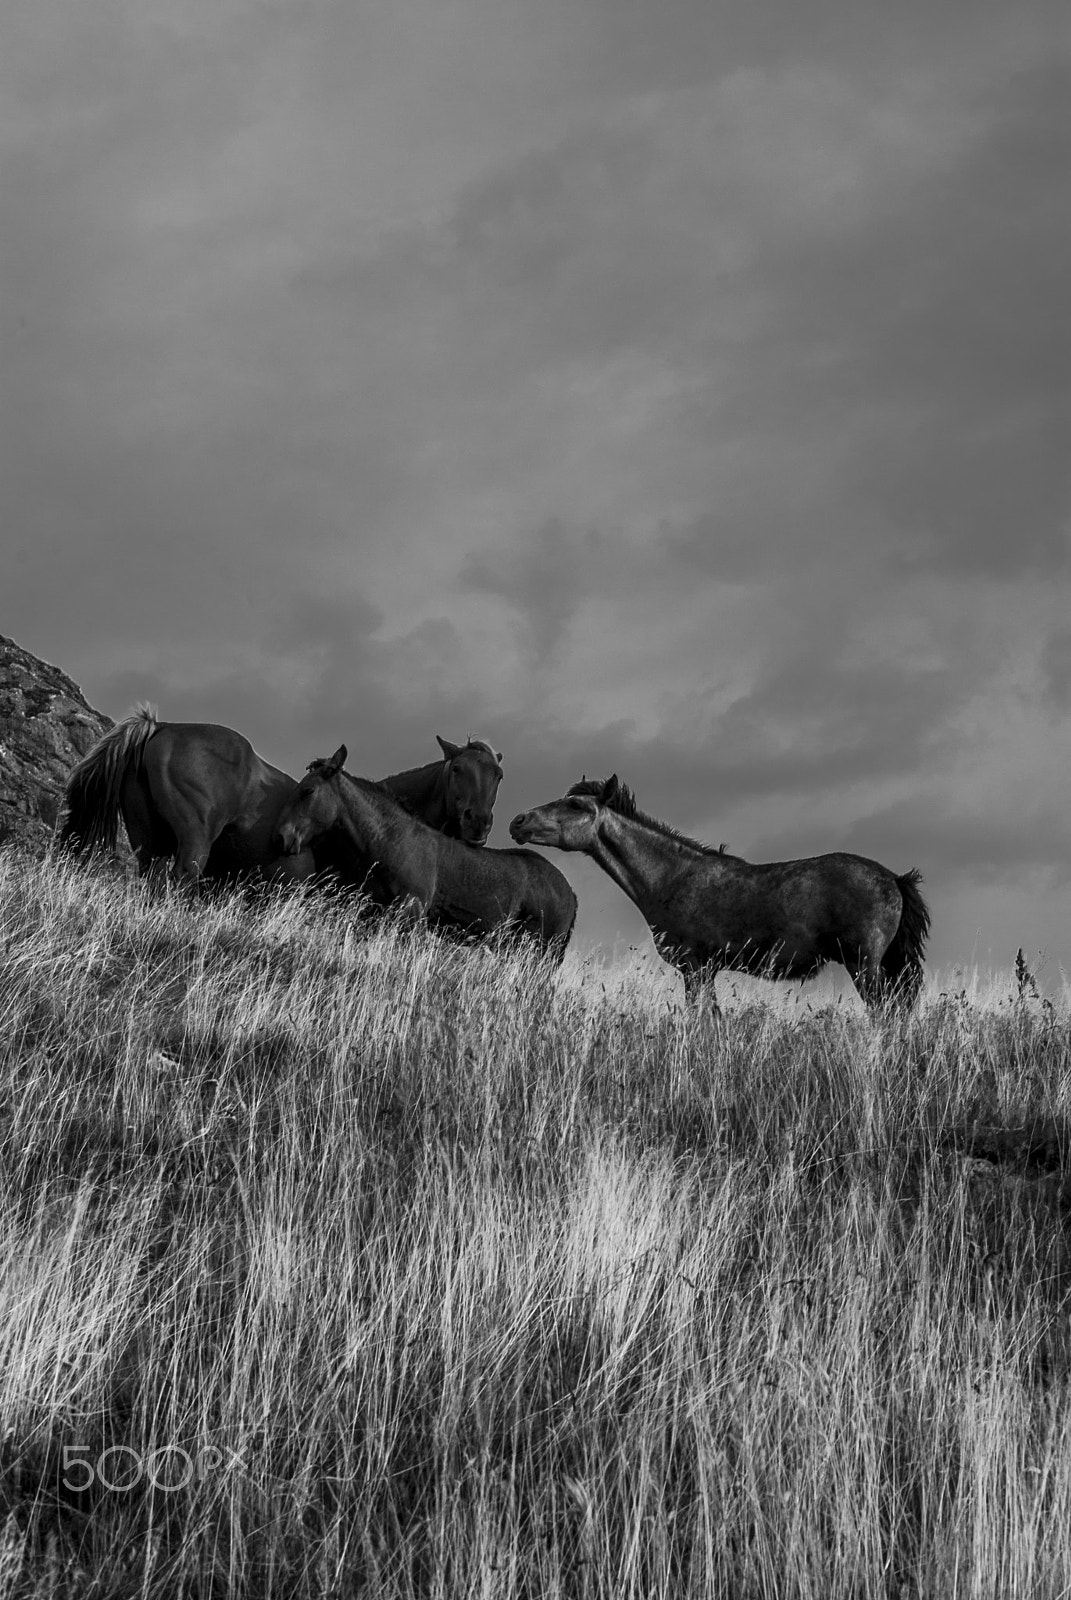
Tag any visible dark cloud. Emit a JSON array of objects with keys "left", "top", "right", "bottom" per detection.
[
  {"left": 4, "top": 1, "right": 1068, "bottom": 970},
  {"left": 724, "top": 58, "right": 1071, "bottom": 579},
  {"left": 266, "top": 590, "right": 384, "bottom": 677},
  {"left": 489, "top": 585, "right": 990, "bottom": 817},
  {"left": 450, "top": 127, "right": 650, "bottom": 296},
  {"left": 582, "top": 0, "right": 1064, "bottom": 94},
  {"left": 661, "top": 505, "right": 834, "bottom": 583},
  {"left": 808, "top": 795, "right": 1071, "bottom": 890},
  {"left": 91, "top": 590, "right": 502, "bottom": 786},
  {"left": 460, "top": 520, "right": 614, "bottom": 663},
  {"left": 709, "top": 656, "right": 969, "bottom": 793},
  {"left": 471, "top": 649, "right": 950, "bottom": 833},
  {"left": 445, "top": 121, "right": 707, "bottom": 361},
  {"left": 1040, "top": 629, "right": 1071, "bottom": 711},
  {"left": 426, "top": 48, "right": 1070, "bottom": 595}
]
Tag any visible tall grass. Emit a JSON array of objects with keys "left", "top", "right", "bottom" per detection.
[{"left": 0, "top": 848, "right": 1069, "bottom": 1597}]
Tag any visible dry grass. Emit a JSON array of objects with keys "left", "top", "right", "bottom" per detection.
[{"left": 0, "top": 848, "right": 1069, "bottom": 1598}]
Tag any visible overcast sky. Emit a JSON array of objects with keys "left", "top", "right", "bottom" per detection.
[{"left": 4, "top": 0, "right": 1068, "bottom": 982}]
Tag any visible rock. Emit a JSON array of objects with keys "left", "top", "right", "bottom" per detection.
[{"left": 0, "top": 634, "right": 115, "bottom": 855}]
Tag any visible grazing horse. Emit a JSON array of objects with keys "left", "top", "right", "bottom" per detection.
[
  {"left": 60, "top": 710, "right": 504, "bottom": 884},
  {"left": 274, "top": 746, "right": 577, "bottom": 958},
  {"left": 509, "top": 775, "right": 930, "bottom": 1010}
]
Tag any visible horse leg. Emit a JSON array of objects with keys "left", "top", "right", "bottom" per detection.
[
  {"left": 393, "top": 894, "right": 427, "bottom": 931},
  {"left": 120, "top": 759, "right": 213, "bottom": 884},
  {"left": 164, "top": 808, "right": 215, "bottom": 884},
  {"left": 119, "top": 766, "right": 172, "bottom": 877},
  {"left": 174, "top": 839, "right": 213, "bottom": 883},
  {"left": 682, "top": 961, "right": 720, "bottom": 1014},
  {"left": 162, "top": 776, "right": 229, "bottom": 884},
  {"left": 845, "top": 940, "right": 887, "bottom": 1013}
]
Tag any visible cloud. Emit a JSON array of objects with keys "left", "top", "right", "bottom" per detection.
[
  {"left": 708, "top": 659, "right": 964, "bottom": 793},
  {"left": 3, "top": 0, "right": 1067, "bottom": 969},
  {"left": 439, "top": 62, "right": 968, "bottom": 368},
  {"left": 428, "top": 48, "right": 1068, "bottom": 599},
  {"left": 90, "top": 587, "right": 514, "bottom": 788},
  {"left": 729, "top": 57, "right": 1071, "bottom": 580},
  {"left": 1040, "top": 629, "right": 1071, "bottom": 711},
  {"left": 581, "top": 0, "right": 1063, "bottom": 97},
  {"left": 460, "top": 519, "right": 624, "bottom": 663},
  {"left": 829, "top": 795, "right": 1071, "bottom": 889}
]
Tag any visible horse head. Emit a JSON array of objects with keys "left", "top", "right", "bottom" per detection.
[
  {"left": 509, "top": 776, "right": 617, "bottom": 852},
  {"left": 436, "top": 735, "right": 503, "bottom": 845},
  {"left": 275, "top": 745, "right": 347, "bottom": 854}
]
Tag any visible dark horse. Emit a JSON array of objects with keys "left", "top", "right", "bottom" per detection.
[
  {"left": 60, "top": 709, "right": 504, "bottom": 883},
  {"left": 274, "top": 746, "right": 577, "bottom": 958},
  {"left": 380, "top": 736, "right": 502, "bottom": 844},
  {"left": 510, "top": 775, "right": 930, "bottom": 1009}
]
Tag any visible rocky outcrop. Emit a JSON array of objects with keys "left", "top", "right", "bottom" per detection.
[{"left": 0, "top": 635, "right": 114, "bottom": 854}]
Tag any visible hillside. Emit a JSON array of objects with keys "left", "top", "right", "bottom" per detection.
[{"left": 1, "top": 849, "right": 1070, "bottom": 1597}]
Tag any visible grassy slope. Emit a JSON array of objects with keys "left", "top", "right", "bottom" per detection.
[{"left": 0, "top": 850, "right": 1070, "bottom": 1598}]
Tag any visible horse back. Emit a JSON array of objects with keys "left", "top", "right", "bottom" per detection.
[
  {"left": 137, "top": 723, "right": 296, "bottom": 869},
  {"left": 698, "top": 851, "right": 903, "bottom": 962},
  {"left": 480, "top": 844, "right": 577, "bottom": 942},
  {"left": 431, "top": 839, "right": 575, "bottom": 945}
]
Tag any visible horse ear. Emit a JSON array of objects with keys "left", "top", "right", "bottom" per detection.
[
  {"left": 495, "top": 751, "right": 503, "bottom": 764},
  {"left": 326, "top": 744, "right": 347, "bottom": 776},
  {"left": 437, "top": 735, "right": 462, "bottom": 760},
  {"left": 602, "top": 774, "right": 620, "bottom": 803}
]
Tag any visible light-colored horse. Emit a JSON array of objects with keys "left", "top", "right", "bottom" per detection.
[{"left": 510, "top": 775, "right": 929, "bottom": 1009}]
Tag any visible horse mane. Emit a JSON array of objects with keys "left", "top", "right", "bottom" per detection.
[
  {"left": 307, "top": 758, "right": 418, "bottom": 817},
  {"left": 352, "top": 769, "right": 418, "bottom": 818},
  {"left": 567, "top": 777, "right": 729, "bottom": 857}
]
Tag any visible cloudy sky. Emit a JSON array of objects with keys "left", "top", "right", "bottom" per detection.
[{"left": 4, "top": 0, "right": 1068, "bottom": 980}]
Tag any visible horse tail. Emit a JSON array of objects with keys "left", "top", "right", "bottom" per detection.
[
  {"left": 881, "top": 869, "right": 931, "bottom": 1009},
  {"left": 59, "top": 705, "right": 159, "bottom": 857}
]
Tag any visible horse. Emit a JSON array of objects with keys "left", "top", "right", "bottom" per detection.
[
  {"left": 273, "top": 745, "right": 577, "bottom": 958},
  {"left": 509, "top": 775, "right": 930, "bottom": 1010},
  {"left": 380, "top": 736, "right": 502, "bottom": 844},
  {"left": 59, "top": 710, "right": 504, "bottom": 884}
]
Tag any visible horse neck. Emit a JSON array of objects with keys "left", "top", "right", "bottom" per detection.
[
  {"left": 380, "top": 759, "right": 446, "bottom": 826},
  {"left": 589, "top": 811, "right": 722, "bottom": 934},
  {"left": 336, "top": 774, "right": 398, "bottom": 853}
]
